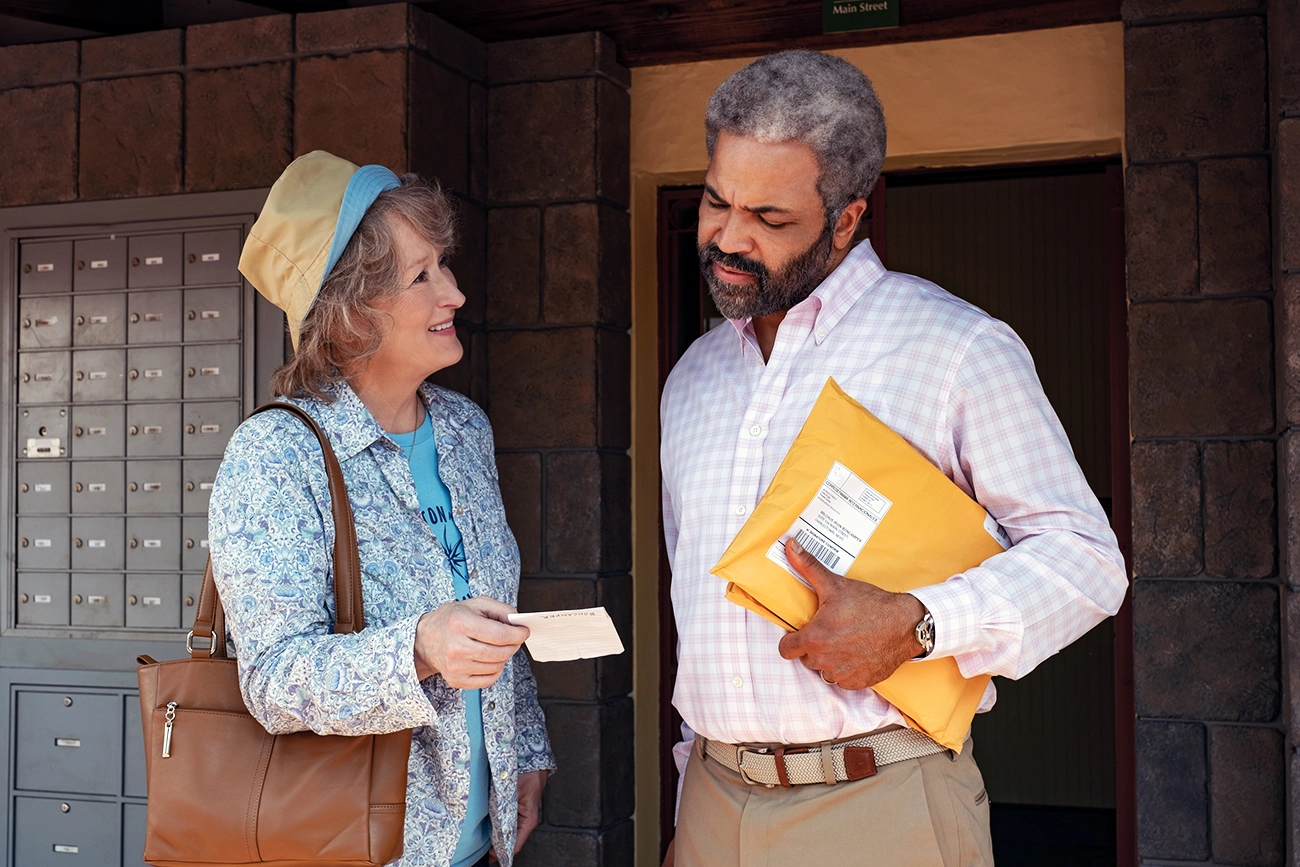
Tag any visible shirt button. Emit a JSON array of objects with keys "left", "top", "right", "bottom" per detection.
[
  {"left": 816, "top": 329, "right": 827, "bottom": 340},
  {"left": 734, "top": 505, "right": 747, "bottom": 516},
  {"left": 487, "top": 701, "right": 495, "bottom": 711},
  {"left": 732, "top": 676, "right": 743, "bottom": 689},
  {"left": 498, "top": 769, "right": 508, "bottom": 779},
  {"left": 749, "top": 425, "right": 761, "bottom": 437}
]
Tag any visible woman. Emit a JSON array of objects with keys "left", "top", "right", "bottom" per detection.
[{"left": 209, "top": 150, "right": 553, "bottom": 867}]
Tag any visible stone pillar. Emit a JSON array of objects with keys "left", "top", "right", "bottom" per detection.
[
  {"left": 484, "top": 32, "right": 634, "bottom": 867},
  {"left": 1124, "top": 1, "right": 1286, "bottom": 864}
]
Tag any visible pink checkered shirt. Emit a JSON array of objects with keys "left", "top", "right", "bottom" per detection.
[{"left": 660, "top": 240, "right": 1127, "bottom": 774}]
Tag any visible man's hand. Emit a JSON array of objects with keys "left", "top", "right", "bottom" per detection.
[
  {"left": 514, "top": 769, "right": 549, "bottom": 854},
  {"left": 777, "top": 537, "right": 926, "bottom": 689},
  {"left": 413, "top": 597, "right": 529, "bottom": 687},
  {"left": 661, "top": 838, "right": 675, "bottom": 867}
]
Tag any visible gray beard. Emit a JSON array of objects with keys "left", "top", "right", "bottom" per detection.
[{"left": 699, "top": 223, "right": 835, "bottom": 320}]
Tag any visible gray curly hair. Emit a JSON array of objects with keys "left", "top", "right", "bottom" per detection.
[{"left": 705, "top": 50, "right": 887, "bottom": 225}]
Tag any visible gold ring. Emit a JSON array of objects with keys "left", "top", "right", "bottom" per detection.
[{"left": 819, "top": 670, "right": 837, "bottom": 685}]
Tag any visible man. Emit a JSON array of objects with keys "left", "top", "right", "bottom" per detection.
[{"left": 660, "top": 50, "right": 1127, "bottom": 866}]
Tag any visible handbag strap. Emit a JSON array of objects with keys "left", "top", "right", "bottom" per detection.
[{"left": 189, "top": 402, "right": 364, "bottom": 660}]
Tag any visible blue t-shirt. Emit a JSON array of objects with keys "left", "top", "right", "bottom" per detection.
[{"left": 389, "top": 413, "right": 491, "bottom": 867}]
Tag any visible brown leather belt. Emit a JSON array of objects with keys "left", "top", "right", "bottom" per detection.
[{"left": 699, "top": 726, "right": 947, "bottom": 788}]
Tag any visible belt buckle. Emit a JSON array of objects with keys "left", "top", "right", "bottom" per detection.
[{"left": 735, "top": 746, "right": 774, "bottom": 787}]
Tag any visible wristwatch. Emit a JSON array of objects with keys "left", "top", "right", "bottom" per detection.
[{"left": 914, "top": 611, "right": 935, "bottom": 659}]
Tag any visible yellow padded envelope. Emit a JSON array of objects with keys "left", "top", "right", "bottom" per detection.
[{"left": 711, "top": 378, "right": 1008, "bottom": 751}]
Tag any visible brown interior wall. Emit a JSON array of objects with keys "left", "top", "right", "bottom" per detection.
[
  {"left": 1124, "top": 0, "right": 1296, "bottom": 863},
  {"left": 0, "top": 6, "right": 635, "bottom": 867}
]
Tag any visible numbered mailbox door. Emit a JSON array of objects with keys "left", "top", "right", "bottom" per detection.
[
  {"left": 182, "top": 460, "right": 220, "bottom": 514},
  {"left": 16, "top": 690, "right": 123, "bottom": 794},
  {"left": 127, "top": 289, "right": 182, "bottom": 344},
  {"left": 72, "top": 460, "right": 124, "bottom": 513},
  {"left": 72, "top": 517, "right": 125, "bottom": 571},
  {"left": 126, "top": 461, "right": 180, "bottom": 514},
  {"left": 128, "top": 234, "right": 182, "bottom": 289},
  {"left": 126, "top": 403, "right": 181, "bottom": 458},
  {"left": 126, "top": 573, "right": 180, "bottom": 628},
  {"left": 72, "top": 348, "right": 126, "bottom": 402},
  {"left": 71, "top": 404, "right": 125, "bottom": 458},
  {"left": 19, "top": 296, "right": 71, "bottom": 349},
  {"left": 184, "top": 229, "right": 241, "bottom": 286},
  {"left": 182, "top": 516, "right": 210, "bottom": 573},
  {"left": 127, "top": 345, "right": 182, "bottom": 401},
  {"left": 71, "top": 573, "right": 125, "bottom": 627},
  {"left": 19, "top": 406, "right": 68, "bottom": 459},
  {"left": 183, "top": 402, "right": 240, "bottom": 457},
  {"left": 19, "top": 350, "right": 71, "bottom": 404},
  {"left": 19, "top": 240, "right": 72, "bottom": 294},
  {"left": 17, "top": 517, "right": 69, "bottom": 570},
  {"left": 183, "top": 343, "right": 241, "bottom": 399},
  {"left": 14, "top": 797, "right": 120, "bottom": 867},
  {"left": 181, "top": 568, "right": 205, "bottom": 616},
  {"left": 16, "top": 573, "right": 69, "bottom": 626},
  {"left": 18, "top": 461, "right": 70, "bottom": 514},
  {"left": 184, "top": 286, "right": 241, "bottom": 342},
  {"left": 74, "top": 236, "right": 127, "bottom": 292},
  {"left": 73, "top": 293, "right": 127, "bottom": 346},
  {"left": 126, "top": 516, "right": 180, "bottom": 571}
]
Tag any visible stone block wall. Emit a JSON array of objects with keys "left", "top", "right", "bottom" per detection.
[
  {"left": 1124, "top": 0, "right": 1292, "bottom": 863},
  {"left": 0, "top": 9, "right": 635, "bottom": 867},
  {"left": 484, "top": 32, "right": 635, "bottom": 866}
]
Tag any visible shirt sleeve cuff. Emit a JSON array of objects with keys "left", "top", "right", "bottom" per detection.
[{"left": 908, "top": 579, "right": 981, "bottom": 661}]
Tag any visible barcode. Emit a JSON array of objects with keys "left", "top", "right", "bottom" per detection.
[{"left": 795, "top": 529, "right": 842, "bottom": 572}]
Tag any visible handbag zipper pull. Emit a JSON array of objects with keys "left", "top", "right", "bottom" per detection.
[{"left": 162, "top": 702, "right": 177, "bottom": 758}]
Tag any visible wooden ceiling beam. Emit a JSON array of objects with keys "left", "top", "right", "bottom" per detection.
[{"left": 422, "top": 0, "right": 1120, "bottom": 67}]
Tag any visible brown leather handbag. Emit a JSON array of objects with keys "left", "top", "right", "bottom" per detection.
[{"left": 136, "top": 403, "right": 412, "bottom": 867}]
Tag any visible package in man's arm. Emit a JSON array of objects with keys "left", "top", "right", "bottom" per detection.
[{"left": 712, "top": 378, "right": 1010, "bottom": 751}]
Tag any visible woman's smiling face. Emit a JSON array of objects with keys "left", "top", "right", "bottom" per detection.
[{"left": 366, "top": 215, "right": 466, "bottom": 381}]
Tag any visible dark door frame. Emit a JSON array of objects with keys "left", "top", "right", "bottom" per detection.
[{"left": 653, "top": 164, "right": 1134, "bottom": 863}]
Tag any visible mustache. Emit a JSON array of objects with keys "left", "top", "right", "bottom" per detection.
[{"left": 698, "top": 243, "right": 768, "bottom": 280}]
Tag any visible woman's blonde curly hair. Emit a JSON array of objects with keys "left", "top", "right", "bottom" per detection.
[{"left": 269, "top": 174, "right": 457, "bottom": 401}]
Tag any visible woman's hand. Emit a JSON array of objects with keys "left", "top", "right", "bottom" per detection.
[
  {"left": 514, "top": 769, "right": 549, "bottom": 854},
  {"left": 413, "top": 597, "right": 529, "bottom": 688}
]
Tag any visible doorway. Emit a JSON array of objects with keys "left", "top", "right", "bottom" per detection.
[{"left": 655, "top": 160, "right": 1132, "bottom": 864}]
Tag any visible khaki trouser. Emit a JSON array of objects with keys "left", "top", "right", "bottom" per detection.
[{"left": 675, "top": 737, "right": 993, "bottom": 867}]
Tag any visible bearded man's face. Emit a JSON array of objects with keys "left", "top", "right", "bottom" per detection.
[{"left": 697, "top": 132, "right": 839, "bottom": 320}]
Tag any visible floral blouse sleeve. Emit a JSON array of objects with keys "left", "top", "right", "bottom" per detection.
[{"left": 208, "top": 411, "right": 435, "bottom": 736}]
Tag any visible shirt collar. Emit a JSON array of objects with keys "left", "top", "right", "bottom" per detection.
[
  {"left": 725, "top": 239, "right": 887, "bottom": 348},
  {"left": 294, "top": 379, "right": 474, "bottom": 461}
]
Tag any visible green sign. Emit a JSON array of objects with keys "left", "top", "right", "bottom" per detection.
[{"left": 823, "top": 0, "right": 900, "bottom": 33}]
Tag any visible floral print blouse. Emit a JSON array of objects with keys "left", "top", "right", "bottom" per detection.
[{"left": 208, "top": 380, "right": 554, "bottom": 867}]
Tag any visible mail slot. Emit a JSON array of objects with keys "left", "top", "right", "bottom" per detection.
[
  {"left": 71, "top": 348, "right": 125, "bottom": 402},
  {"left": 17, "top": 517, "right": 69, "bottom": 569},
  {"left": 126, "top": 573, "right": 180, "bottom": 627},
  {"left": 127, "top": 288, "right": 182, "bottom": 344},
  {"left": 74, "top": 236, "right": 128, "bottom": 292},
  {"left": 14, "top": 797, "right": 120, "bottom": 866},
  {"left": 182, "top": 401, "right": 240, "bottom": 457},
  {"left": 72, "top": 517, "right": 125, "bottom": 570},
  {"left": 16, "top": 573, "right": 70, "bottom": 625},
  {"left": 19, "top": 240, "right": 72, "bottom": 294},
  {"left": 128, "top": 234, "right": 182, "bottom": 289},
  {"left": 71, "top": 404, "right": 125, "bottom": 459},
  {"left": 19, "top": 351, "right": 71, "bottom": 404},
  {"left": 183, "top": 343, "right": 241, "bottom": 400},
  {"left": 183, "top": 285, "right": 241, "bottom": 342},
  {"left": 183, "top": 229, "right": 241, "bottom": 286},
  {"left": 126, "top": 516, "right": 179, "bottom": 571},
  {"left": 19, "top": 296, "right": 71, "bottom": 349},
  {"left": 181, "top": 517, "right": 211, "bottom": 573},
  {"left": 17, "top": 461, "right": 70, "bottom": 514},
  {"left": 19, "top": 406, "right": 68, "bottom": 457},
  {"left": 72, "top": 292, "right": 126, "bottom": 346},
  {"left": 126, "top": 460, "right": 180, "bottom": 513},
  {"left": 71, "top": 573, "right": 124, "bottom": 627},
  {"left": 127, "top": 345, "right": 182, "bottom": 401}
]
